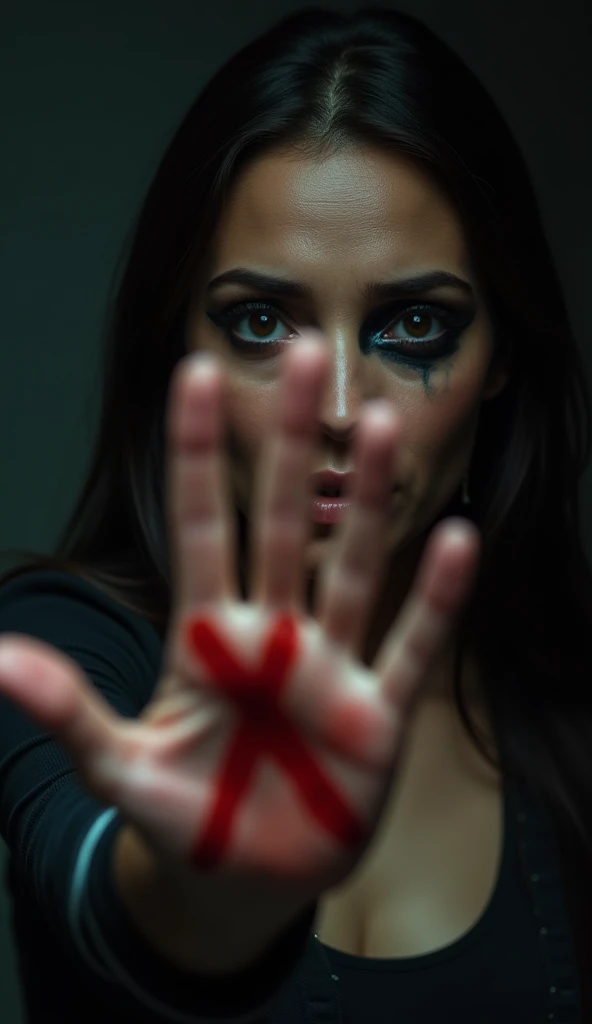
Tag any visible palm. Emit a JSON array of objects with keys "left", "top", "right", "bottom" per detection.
[{"left": 106, "top": 603, "right": 397, "bottom": 891}]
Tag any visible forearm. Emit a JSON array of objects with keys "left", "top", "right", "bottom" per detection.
[{"left": 112, "top": 821, "right": 314, "bottom": 978}]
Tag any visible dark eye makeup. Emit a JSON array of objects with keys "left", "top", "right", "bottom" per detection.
[{"left": 206, "top": 297, "right": 475, "bottom": 367}]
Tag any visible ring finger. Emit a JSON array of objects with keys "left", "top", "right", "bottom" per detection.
[{"left": 249, "top": 333, "right": 331, "bottom": 610}]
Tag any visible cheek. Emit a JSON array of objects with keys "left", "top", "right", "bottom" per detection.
[{"left": 400, "top": 369, "right": 486, "bottom": 467}]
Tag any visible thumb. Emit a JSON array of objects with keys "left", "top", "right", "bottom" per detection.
[{"left": 0, "top": 635, "right": 122, "bottom": 790}]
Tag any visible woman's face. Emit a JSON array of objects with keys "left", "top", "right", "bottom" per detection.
[{"left": 186, "top": 145, "right": 507, "bottom": 611}]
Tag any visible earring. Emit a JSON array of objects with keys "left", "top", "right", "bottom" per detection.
[{"left": 462, "top": 470, "right": 470, "bottom": 505}]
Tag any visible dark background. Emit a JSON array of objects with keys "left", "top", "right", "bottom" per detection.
[{"left": 1, "top": 1, "right": 591, "bottom": 1019}]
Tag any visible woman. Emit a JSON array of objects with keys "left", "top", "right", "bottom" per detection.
[{"left": 1, "top": 7, "right": 591, "bottom": 1022}]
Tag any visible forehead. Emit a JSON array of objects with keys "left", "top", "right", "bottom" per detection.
[{"left": 209, "top": 146, "right": 470, "bottom": 277}]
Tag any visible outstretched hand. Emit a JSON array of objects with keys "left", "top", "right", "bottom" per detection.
[{"left": 0, "top": 332, "right": 480, "bottom": 903}]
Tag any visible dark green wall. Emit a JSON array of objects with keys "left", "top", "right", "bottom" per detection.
[{"left": 1, "top": 2, "right": 590, "bottom": 1020}]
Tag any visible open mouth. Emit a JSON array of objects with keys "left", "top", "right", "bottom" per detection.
[
  {"left": 317, "top": 487, "right": 343, "bottom": 498},
  {"left": 316, "top": 485, "right": 399, "bottom": 497}
]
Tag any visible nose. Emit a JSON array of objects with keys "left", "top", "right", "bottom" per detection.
[{"left": 317, "top": 332, "right": 381, "bottom": 445}]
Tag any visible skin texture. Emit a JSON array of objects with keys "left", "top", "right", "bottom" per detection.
[
  {"left": 187, "top": 144, "right": 508, "bottom": 678},
  {"left": 186, "top": 611, "right": 365, "bottom": 870}
]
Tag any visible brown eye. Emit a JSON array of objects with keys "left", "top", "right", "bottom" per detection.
[
  {"left": 247, "top": 312, "right": 279, "bottom": 338},
  {"left": 207, "top": 298, "right": 473, "bottom": 363},
  {"left": 402, "top": 312, "right": 433, "bottom": 338},
  {"left": 207, "top": 300, "right": 294, "bottom": 354}
]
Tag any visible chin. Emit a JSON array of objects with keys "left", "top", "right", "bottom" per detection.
[{"left": 304, "top": 519, "right": 401, "bottom": 576}]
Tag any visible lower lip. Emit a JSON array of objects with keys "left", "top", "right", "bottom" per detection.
[{"left": 312, "top": 489, "right": 400, "bottom": 525}]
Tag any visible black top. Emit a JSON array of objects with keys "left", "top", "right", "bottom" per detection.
[
  {"left": 315, "top": 777, "right": 555, "bottom": 1023},
  {"left": 0, "top": 570, "right": 581, "bottom": 1023}
]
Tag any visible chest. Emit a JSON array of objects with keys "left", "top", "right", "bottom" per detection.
[{"left": 313, "top": 702, "right": 503, "bottom": 958}]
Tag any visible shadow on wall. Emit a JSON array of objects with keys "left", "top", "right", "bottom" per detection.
[{"left": 0, "top": 842, "right": 24, "bottom": 1024}]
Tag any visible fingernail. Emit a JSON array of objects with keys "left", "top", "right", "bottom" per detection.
[
  {"left": 0, "top": 644, "right": 25, "bottom": 677},
  {"left": 189, "top": 353, "right": 217, "bottom": 378}
]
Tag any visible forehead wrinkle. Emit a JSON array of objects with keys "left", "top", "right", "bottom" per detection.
[
  {"left": 226, "top": 183, "right": 453, "bottom": 242},
  {"left": 214, "top": 189, "right": 467, "bottom": 273},
  {"left": 226, "top": 148, "right": 456, "bottom": 230},
  {"left": 211, "top": 151, "right": 473, "bottom": 294}
]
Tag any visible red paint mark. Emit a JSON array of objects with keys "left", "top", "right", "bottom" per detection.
[{"left": 186, "top": 612, "right": 365, "bottom": 869}]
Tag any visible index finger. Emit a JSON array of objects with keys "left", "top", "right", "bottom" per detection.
[{"left": 166, "top": 354, "right": 240, "bottom": 611}]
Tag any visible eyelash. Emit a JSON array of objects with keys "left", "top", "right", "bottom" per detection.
[{"left": 206, "top": 299, "right": 473, "bottom": 364}]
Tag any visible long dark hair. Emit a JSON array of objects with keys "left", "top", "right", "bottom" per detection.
[{"left": 2, "top": 4, "right": 592, "bottom": 998}]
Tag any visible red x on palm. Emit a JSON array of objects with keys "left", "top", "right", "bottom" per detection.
[{"left": 186, "top": 612, "right": 365, "bottom": 870}]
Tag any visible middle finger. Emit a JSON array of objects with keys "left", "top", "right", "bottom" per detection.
[{"left": 316, "top": 401, "right": 401, "bottom": 658}]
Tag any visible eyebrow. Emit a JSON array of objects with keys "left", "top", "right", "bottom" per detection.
[{"left": 206, "top": 267, "right": 474, "bottom": 301}]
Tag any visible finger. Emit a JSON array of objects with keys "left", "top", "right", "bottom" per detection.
[
  {"left": 315, "top": 400, "right": 401, "bottom": 656},
  {"left": 0, "top": 635, "right": 123, "bottom": 793},
  {"left": 166, "top": 353, "right": 239, "bottom": 611},
  {"left": 374, "top": 519, "right": 481, "bottom": 712},
  {"left": 249, "top": 334, "right": 330, "bottom": 609}
]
